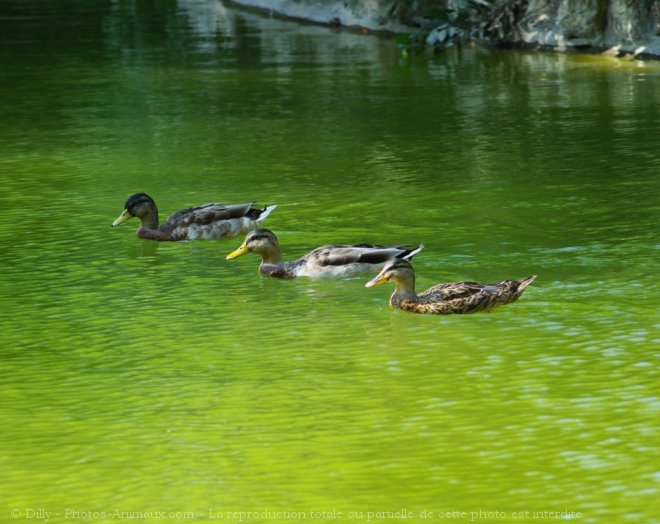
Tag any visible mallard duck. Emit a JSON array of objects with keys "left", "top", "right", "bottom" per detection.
[
  {"left": 365, "top": 259, "right": 536, "bottom": 314},
  {"left": 112, "top": 193, "right": 276, "bottom": 241},
  {"left": 226, "top": 228, "right": 424, "bottom": 279}
]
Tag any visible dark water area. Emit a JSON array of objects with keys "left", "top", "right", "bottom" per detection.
[{"left": 0, "top": 1, "right": 658, "bottom": 523}]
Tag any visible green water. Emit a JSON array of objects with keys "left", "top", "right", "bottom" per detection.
[{"left": 1, "top": 1, "right": 658, "bottom": 523}]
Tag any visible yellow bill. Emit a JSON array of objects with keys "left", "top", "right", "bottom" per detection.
[
  {"left": 365, "top": 274, "right": 387, "bottom": 288},
  {"left": 112, "top": 209, "right": 132, "bottom": 227},
  {"left": 226, "top": 243, "right": 249, "bottom": 260}
]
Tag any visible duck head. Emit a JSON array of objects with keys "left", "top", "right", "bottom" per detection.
[
  {"left": 226, "top": 228, "right": 282, "bottom": 264},
  {"left": 112, "top": 193, "right": 159, "bottom": 229},
  {"left": 365, "top": 259, "right": 415, "bottom": 288}
]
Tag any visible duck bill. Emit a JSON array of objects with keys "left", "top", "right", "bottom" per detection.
[
  {"left": 365, "top": 274, "right": 387, "bottom": 288},
  {"left": 112, "top": 209, "right": 132, "bottom": 227},
  {"left": 226, "top": 243, "right": 249, "bottom": 260}
]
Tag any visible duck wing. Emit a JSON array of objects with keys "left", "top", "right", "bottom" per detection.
[
  {"left": 421, "top": 281, "right": 497, "bottom": 301},
  {"left": 163, "top": 202, "right": 255, "bottom": 229},
  {"left": 306, "top": 244, "right": 418, "bottom": 267},
  {"left": 415, "top": 277, "right": 536, "bottom": 314}
]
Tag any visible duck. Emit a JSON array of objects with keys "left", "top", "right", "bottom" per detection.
[
  {"left": 365, "top": 259, "right": 536, "bottom": 314},
  {"left": 112, "top": 193, "right": 277, "bottom": 241},
  {"left": 226, "top": 228, "right": 424, "bottom": 279}
]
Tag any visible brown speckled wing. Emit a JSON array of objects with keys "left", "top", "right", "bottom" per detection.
[{"left": 403, "top": 276, "right": 536, "bottom": 315}]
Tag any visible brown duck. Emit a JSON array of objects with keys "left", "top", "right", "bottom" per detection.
[{"left": 365, "top": 259, "right": 536, "bottom": 314}]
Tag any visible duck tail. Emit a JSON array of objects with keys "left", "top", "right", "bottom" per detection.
[
  {"left": 517, "top": 275, "right": 537, "bottom": 291},
  {"left": 402, "top": 243, "right": 425, "bottom": 261},
  {"left": 257, "top": 204, "right": 277, "bottom": 223}
]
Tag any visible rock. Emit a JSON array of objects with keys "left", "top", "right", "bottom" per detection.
[
  {"left": 224, "top": 0, "right": 410, "bottom": 33},
  {"left": 226, "top": 0, "right": 660, "bottom": 59}
]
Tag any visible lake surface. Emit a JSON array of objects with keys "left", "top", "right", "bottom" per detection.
[{"left": 0, "top": 1, "right": 658, "bottom": 523}]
